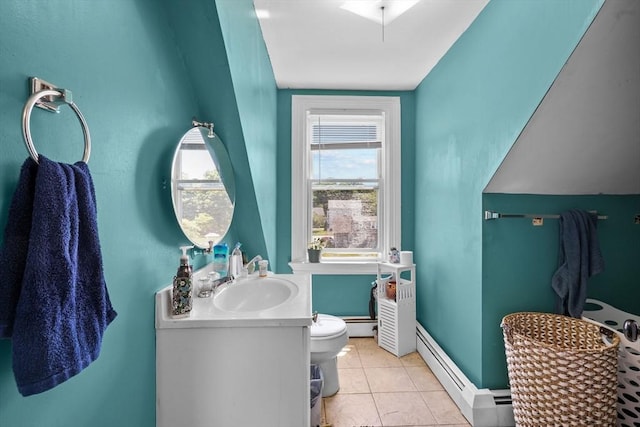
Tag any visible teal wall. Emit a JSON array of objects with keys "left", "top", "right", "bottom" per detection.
[
  {"left": 0, "top": 0, "right": 275, "bottom": 426},
  {"left": 162, "top": 0, "right": 276, "bottom": 262},
  {"left": 482, "top": 194, "right": 640, "bottom": 388},
  {"left": 216, "top": 0, "right": 278, "bottom": 262},
  {"left": 275, "top": 90, "right": 416, "bottom": 316},
  {"left": 1, "top": 1, "right": 630, "bottom": 425},
  {"left": 413, "top": 0, "right": 603, "bottom": 387}
]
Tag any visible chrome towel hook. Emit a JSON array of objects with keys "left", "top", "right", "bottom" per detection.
[{"left": 21, "top": 77, "right": 91, "bottom": 164}]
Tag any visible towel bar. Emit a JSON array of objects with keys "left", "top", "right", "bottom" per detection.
[
  {"left": 484, "top": 210, "right": 608, "bottom": 221},
  {"left": 21, "top": 77, "right": 91, "bottom": 164}
]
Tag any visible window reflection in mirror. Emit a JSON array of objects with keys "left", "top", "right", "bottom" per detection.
[{"left": 171, "top": 128, "right": 234, "bottom": 248}]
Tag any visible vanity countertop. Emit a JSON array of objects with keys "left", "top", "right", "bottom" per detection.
[{"left": 155, "top": 272, "right": 312, "bottom": 329}]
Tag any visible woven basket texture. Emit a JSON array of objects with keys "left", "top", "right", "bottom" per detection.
[{"left": 502, "top": 312, "right": 619, "bottom": 427}]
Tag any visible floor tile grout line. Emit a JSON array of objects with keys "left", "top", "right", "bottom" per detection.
[{"left": 326, "top": 338, "right": 469, "bottom": 427}]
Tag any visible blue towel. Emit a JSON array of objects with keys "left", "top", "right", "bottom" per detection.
[
  {"left": 0, "top": 158, "right": 38, "bottom": 338},
  {"left": 551, "top": 209, "right": 605, "bottom": 318},
  {"left": 0, "top": 156, "right": 117, "bottom": 396}
]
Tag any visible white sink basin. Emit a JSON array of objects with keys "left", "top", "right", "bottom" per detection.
[{"left": 213, "top": 277, "right": 299, "bottom": 312}]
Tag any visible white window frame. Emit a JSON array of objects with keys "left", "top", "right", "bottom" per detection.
[{"left": 290, "top": 95, "right": 401, "bottom": 273}]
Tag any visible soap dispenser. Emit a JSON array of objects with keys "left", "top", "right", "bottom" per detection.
[
  {"left": 172, "top": 246, "right": 193, "bottom": 318},
  {"left": 229, "top": 242, "right": 243, "bottom": 278}
]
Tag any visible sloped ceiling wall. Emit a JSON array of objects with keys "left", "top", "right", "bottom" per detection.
[{"left": 485, "top": 0, "right": 640, "bottom": 195}]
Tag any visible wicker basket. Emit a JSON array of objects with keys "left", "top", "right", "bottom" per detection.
[{"left": 501, "top": 312, "right": 619, "bottom": 427}]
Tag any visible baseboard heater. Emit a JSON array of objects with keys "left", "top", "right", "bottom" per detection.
[
  {"left": 342, "top": 316, "right": 377, "bottom": 337},
  {"left": 416, "top": 323, "right": 515, "bottom": 427}
]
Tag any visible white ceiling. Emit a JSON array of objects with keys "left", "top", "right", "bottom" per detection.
[{"left": 253, "top": 0, "right": 489, "bottom": 90}]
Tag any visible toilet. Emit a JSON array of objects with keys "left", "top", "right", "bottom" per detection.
[{"left": 310, "top": 314, "right": 349, "bottom": 397}]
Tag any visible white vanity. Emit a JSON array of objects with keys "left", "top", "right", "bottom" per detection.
[{"left": 155, "top": 270, "right": 311, "bottom": 427}]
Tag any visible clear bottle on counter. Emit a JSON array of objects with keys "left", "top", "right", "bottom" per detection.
[
  {"left": 258, "top": 259, "right": 269, "bottom": 277},
  {"left": 229, "top": 242, "right": 243, "bottom": 278},
  {"left": 212, "top": 242, "right": 228, "bottom": 277}
]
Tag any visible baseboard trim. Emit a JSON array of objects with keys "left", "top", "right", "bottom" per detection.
[
  {"left": 342, "top": 316, "right": 377, "bottom": 337},
  {"left": 416, "top": 323, "right": 515, "bottom": 427}
]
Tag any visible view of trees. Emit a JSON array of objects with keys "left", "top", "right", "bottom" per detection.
[{"left": 177, "top": 169, "right": 233, "bottom": 247}]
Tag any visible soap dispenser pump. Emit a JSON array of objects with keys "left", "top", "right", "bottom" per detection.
[{"left": 172, "top": 246, "right": 193, "bottom": 317}]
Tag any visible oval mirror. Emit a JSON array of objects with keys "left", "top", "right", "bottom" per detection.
[{"left": 171, "top": 127, "right": 235, "bottom": 248}]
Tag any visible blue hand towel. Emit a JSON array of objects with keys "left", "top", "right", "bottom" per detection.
[
  {"left": 0, "top": 158, "right": 38, "bottom": 338},
  {"left": 551, "top": 209, "right": 605, "bottom": 318},
  {"left": 1, "top": 155, "right": 117, "bottom": 396}
]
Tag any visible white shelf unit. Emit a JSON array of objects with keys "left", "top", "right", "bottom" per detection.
[{"left": 376, "top": 262, "right": 416, "bottom": 357}]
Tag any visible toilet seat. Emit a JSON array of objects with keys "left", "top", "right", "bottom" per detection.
[
  {"left": 310, "top": 314, "right": 348, "bottom": 355},
  {"left": 311, "top": 314, "right": 347, "bottom": 339}
]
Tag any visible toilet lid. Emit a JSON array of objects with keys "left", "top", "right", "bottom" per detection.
[{"left": 311, "top": 314, "right": 347, "bottom": 338}]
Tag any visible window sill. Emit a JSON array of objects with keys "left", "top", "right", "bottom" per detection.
[{"left": 288, "top": 261, "right": 379, "bottom": 275}]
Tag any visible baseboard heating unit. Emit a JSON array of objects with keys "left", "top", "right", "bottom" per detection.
[
  {"left": 342, "top": 317, "right": 377, "bottom": 337},
  {"left": 416, "top": 323, "right": 515, "bottom": 427}
]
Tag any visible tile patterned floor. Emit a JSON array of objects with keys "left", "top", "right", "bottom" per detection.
[{"left": 319, "top": 338, "right": 471, "bottom": 427}]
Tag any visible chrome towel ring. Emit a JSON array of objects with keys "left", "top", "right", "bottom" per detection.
[{"left": 21, "top": 84, "right": 91, "bottom": 164}]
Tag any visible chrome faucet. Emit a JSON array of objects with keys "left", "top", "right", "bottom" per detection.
[
  {"left": 198, "top": 275, "right": 233, "bottom": 298},
  {"left": 212, "top": 276, "right": 233, "bottom": 292},
  {"left": 244, "top": 255, "right": 263, "bottom": 274}
]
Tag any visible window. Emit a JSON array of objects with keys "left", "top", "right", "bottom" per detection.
[{"left": 291, "top": 95, "right": 401, "bottom": 265}]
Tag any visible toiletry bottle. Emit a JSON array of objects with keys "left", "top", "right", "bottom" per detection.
[
  {"left": 229, "top": 242, "right": 243, "bottom": 278},
  {"left": 258, "top": 259, "right": 269, "bottom": 277},
  {"left": 213, "top": 242, "right": 229, "bottom": 277},
  {"left": 172, "top": 246, "right": 193, "bottom": 317}
]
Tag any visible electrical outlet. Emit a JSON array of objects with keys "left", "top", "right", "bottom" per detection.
[{"left": 532, "top": 217, "right": 544, "bottom": 226}]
